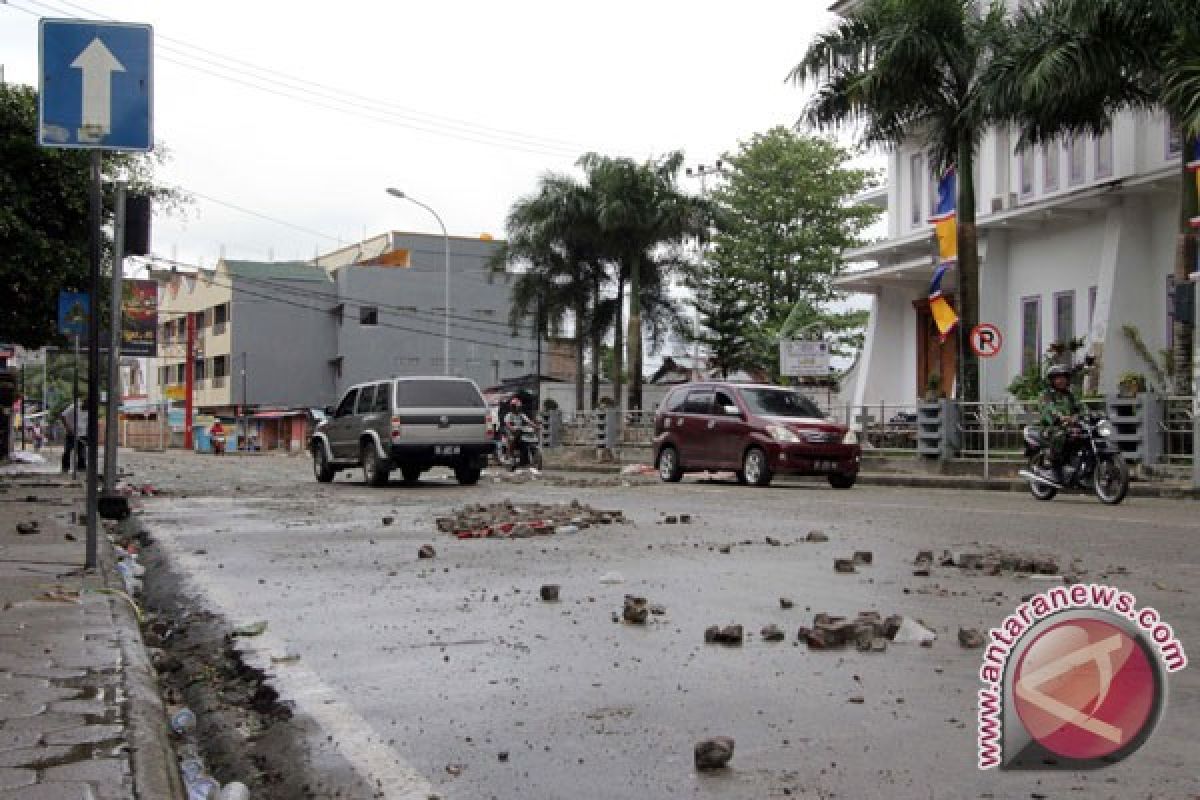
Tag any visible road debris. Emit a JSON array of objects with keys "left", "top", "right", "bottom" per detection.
[
  {"left": 622, "top": 595, "right": 649, "bottom": 624},
  {"left": 834, "top": 558, "right": 857, "bottom": 574},
  {"left": 437, "top": 500, "right": 626, "bottom": 539},
  {"left": 805, "top": 530, "right": 829, "bottom": 542},
  {"left": 599, "top": 571, "right": 624, "bottom": 585},
  {"left": 958, "top": 627, "right": 985, "bottom": 648},
  {"left": 15, "top": 520, "right": 39, "bottom": 535},
  {"left": 418, "top": 544, "right": 437, "bottom": 559},
  {"left": 760, "top": 624, "right": 785, "bottom": 642},
  {"left": 694, "top": 736, "right": 735, "bottom": 770},
  {"left": 799, "top": 611, "right": 931, "bottom": 650},
  {"left": 780, "top": 597, "right": 794, "bottom": 609},
  {"left": 852, "top": 550, "right": 873, "bottom": 565},
  {"left": 231, "top": 620, "right": 268, "bottom": 638},
  {"left": 704, "top": 624, "right": 744, "bottom": 645},
  {"left": 540, "top": 584, "right": 560, "bottom": 602}
]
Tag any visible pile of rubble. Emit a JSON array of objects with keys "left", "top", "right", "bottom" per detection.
[
  {"left": 912, "top": 548, "right": 1060, "bottom": 577},
  {"left": 798, "top": 611, "right": 937, "bottom": 652},
  {"left": 436, "top": 499, "right": 626, "bottom": 539}
]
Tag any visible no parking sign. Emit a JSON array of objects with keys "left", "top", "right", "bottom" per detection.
[{"left": 970, "top": 323, "right": 1003, "bottom": 358}]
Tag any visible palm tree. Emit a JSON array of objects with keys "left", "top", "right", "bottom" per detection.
[
  {"left": 791, "top": 0, "right": 1009, "bottom": 401},
  {"left": 579, "top": 151, "right": 710, "bottom": 410},
  {"left": 495, "top": 173, "right": 607, "bottom": 411},
  {"left": 988, "top": 0, "right": 1200, "bottom": 393}
]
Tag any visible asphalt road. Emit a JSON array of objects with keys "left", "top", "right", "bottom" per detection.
[{"left": 124, "top": 451, "right": 1200, "bottom": 799}]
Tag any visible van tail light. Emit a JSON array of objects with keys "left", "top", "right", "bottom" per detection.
[{"left": 391, "top": 416, "right": 402, "bottom": 440}]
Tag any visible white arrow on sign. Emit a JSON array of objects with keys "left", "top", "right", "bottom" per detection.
[{"left": 70, "top": 37, "right": 125, "bottom": 142}]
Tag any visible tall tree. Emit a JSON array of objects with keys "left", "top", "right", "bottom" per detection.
[
  {"left": 0, "top": 83, "right": 183, "bottom": 348},
  {"left": 791, "top": 0, "right": 1009, "bottom": 401},
  {"left": 689, "top": 258, "right": 761, "bottom": 379},
  {"left": 988, "top": 0, "right": 1200, "bottom": 394},
  {"left": 704, "top": 128, "right": 880, "bottom": 375},
  {"left": 579, "top": 152, "right": 710, "bottom": 410}
]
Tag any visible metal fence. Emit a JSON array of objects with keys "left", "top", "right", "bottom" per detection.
[
  {"left": 818, "top": 404, "right": 922, "bottom": 455},
  {"left": 1160, "top": 396, "right": 1194, "bottom": 466}
]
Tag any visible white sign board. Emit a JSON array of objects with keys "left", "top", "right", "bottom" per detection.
[{"left": 780, "top": 339, "right": 831, "bottom": 377}]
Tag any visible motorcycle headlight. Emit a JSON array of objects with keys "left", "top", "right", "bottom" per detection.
[
  {"left": 1097, "top": 421, "right": 1114, "bottom": 438},
  {"left": 766, "top": 425, "right": 801, "bottom": 443},
  {"left": 842, "top": 430, "right": 858, "bottom": 446}
]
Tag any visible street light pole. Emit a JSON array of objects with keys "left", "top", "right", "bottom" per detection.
[{"left": 385, "top": 188, "right": 450, "bottom": 375}]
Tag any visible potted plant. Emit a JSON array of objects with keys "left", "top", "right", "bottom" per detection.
[
  {"left": 1117, "top": 372, "right": 1146, "bottom": 398},
  {"left": 924, "top": 373, "right": 942, "bottom": 402}
]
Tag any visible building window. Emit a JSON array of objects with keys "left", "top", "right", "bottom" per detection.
[
  {"left": 1018, "top": 147, "right": 1034, "bottom": 196},
  {"left": 213, "top": 355, "right": 229, "bottom": 379},
  {"left": 194, "top": 358, "right": 207, "bottom": 381},
  {"left": 1068, "top": 136, "right": 1087, "bottom": 186},
  {"left": 359, "top": 306, "right": 379, "bottom": 326},
  {"left": 1043, "top": 141, "right": 1060, "bottom": 192},
  {"left": 510, "top": 359, "right": 525, "bottom": 368},
  {"left": 213, "top": 303, "right": 229, "bottom": 325},
  {"left": 1096, "top": 129, "right": 1114, "bottom": 178},
  {"left": 910, "top": 153, "right": 924, "bottom": 227},
  {"left": 1088, "top": 286, "right": 1098, "bottom": 335},
  {"left": 928, "top": 153, "right": 938, "bottom": 217},
  {"left": 1167, "top": 120, "right": 1183, "bottom": 159},
  {"left": 1021, "top": 296, "right": 1041, "bottom": 375},
  {"left": 1053, "top": 291, "right": 1074, "bottom": 365},
  {"left": 175, "top": 364, "right": 185, "bottom": 383}
]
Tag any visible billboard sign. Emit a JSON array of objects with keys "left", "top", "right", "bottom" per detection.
[
  {"left": 121, "top": 279, "right": 157, "bottom": 356},
  {"left": 780, "top": 339, "right": 831, "bottom": 377}
]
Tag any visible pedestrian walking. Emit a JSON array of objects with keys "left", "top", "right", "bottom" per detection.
[{"left": 60, "top": 397, "right": 88, "bottom": 473}]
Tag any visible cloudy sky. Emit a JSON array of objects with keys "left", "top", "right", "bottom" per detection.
[{"left": 1, "top": 0, "right": 864, "bottom": 269}]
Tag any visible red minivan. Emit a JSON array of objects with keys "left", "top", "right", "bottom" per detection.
[{"left": 652, "top": 382, "right": 861, "bottom": 488}]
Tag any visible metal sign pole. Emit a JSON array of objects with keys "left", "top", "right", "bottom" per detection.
[
  {"left": 85, "top": 150, "right": 101, "bottom": 571},
  {"left": 104, "top": 181, "right": 126, "bottom": 493},
  {"left": 982, "top": 355, "right": 989, "bottom": 481}
]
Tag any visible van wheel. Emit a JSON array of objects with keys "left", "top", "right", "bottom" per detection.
[
  {"left": 742, "top": 447, "right": 773, "bottom": 487},
  {"left": 657, "top": 446, "right": 683, "bottom": 483},
  {"left": 400, "top": 466, "right": 422, "bottom": 485},
  {"left": 313, "top": 446, "right": 336, "bottom": 483},
  {"left": 362, "top": 442, "right": 390, "bottom": 487},
  {"left": 455, "top": 465, "right": 481, "bottom": 486}
]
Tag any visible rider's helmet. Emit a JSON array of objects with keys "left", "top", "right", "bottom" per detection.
[
  {"left": 511, "top": 396, "right": 523, "bottom": 410},
  {"left": 1046, "top": 364, "right": 1071, "bottom": 387}
]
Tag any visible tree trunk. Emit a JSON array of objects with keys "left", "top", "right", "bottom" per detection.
[
  {"left": 590, "top": 275, "right": 601, "bottom": 410},
  {"left": 627, "top": 253, "right": 643, "bottom": 411},
  {"left": 574, "top": 299, "right": 586, "bottom": 413},
  {"left": 613, "top": 274, "right": 625, "bottom": 409},
  {"left": 956, "top": 141, "right": 981, "bottom": 403},
  {"left": 1172, "top": 138, "right": 1198, "bottom": 396}
]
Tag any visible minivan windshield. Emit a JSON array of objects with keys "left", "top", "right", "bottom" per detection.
[
  {"left": 738, "top": 387, "right": 823, "bottom": 419},
  {"left": 395, "top": 379, "right": 485, "bottom": 408}
]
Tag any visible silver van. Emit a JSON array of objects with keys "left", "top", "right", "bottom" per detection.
[{"left": 311, "top": 376, "right": 492, "bottom": 486}]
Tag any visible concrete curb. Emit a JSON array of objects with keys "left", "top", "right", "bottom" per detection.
[{"left": 102, "top": 520, "right": 186, "bottom": 800}]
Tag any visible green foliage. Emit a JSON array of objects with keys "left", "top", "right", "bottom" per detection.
[
  {"left": 1121, "top": 325, "right": 1169, "bottom": 392},
  {"left": 695, "top": 128, "right": 879, "bottom": 379},
  {"left": 1006, "top": 336, "right": 1086, "bottom": 400},
  {"left": 0, "top": 83, "right": 185, "bottom": 349}
]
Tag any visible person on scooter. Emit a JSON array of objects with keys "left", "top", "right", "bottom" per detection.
[
  {"left": 1038, "top": 364, "right": 1083, "bottom": 485},
  {"left": 503, "top": 397, "right": 536, "bottom": 468}
]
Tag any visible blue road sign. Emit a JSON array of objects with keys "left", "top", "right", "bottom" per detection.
[
  {"left": 39, "top": 19, "right": 153, "bottom": 151},
  {"left": 58, "top": 291, "right": 89, "bottom": 338}
]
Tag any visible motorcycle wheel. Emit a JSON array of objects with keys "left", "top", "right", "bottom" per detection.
[
  {"left": 1093, "top": 454, "right": 1130, "bottom": 505},
  {"left": 1028, "top": 454, "right": 1057, "bottom": 501},
  {"left": 532, "top": 448, "right": 544, "bottom": 470}
]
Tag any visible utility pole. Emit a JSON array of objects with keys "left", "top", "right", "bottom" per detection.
[
  {"left": 240, "top": 351, "right": 247, "bottom": 451},
  {"left": 184, "top": 313, "right": 195, "bottom": 450},
  {"left": 535, "top": 295, "right": 542, "bottom": 412},
  {"left": 103, "top": 181, "right": 126, "bottom": 493},
  {"left": 684, "top": 161, "right": 726, "bottom": 381}
]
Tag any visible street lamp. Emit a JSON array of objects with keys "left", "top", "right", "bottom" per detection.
[{"left": 386, "top": 188, "right": 451, "bottom": 375}]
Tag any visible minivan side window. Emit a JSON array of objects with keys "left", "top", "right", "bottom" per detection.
[
  {"left": 356, "top": 385, "right": 377, "bottom": 414},
  {"left": 371, "top": 382, "right": 391, "bottom": 412},
  {"left": 335, "top": 389, "right": 359, "bottom": 418},
  {"left": 714, "top": 390, "right": 738, "bottom": 415},
  {"left": 683, "top": 390, "right": 713, "bottom": 415},
  {"left": 664, "top": 389, "right": 687, "bottom": 413}
]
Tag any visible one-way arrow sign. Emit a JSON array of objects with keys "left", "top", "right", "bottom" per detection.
[{"left": 39, "top": 19, "right": 153, "bottom": 151}]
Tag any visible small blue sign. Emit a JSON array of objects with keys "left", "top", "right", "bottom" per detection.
[
  {"left": 57, "top": 291, "right": 89, "bottom": 338},
  {"left": 39, "top": 18, "right": 153, "bottom": 151}
]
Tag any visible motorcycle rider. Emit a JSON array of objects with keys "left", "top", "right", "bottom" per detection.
[
  {"left": 1038, "top": 363, "right": 1083, "bottom": 485},
  {"left": 503, "top": 397, "right": 536, "bottom": 468}
]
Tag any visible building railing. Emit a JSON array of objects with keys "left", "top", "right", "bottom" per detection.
[{"left": 1160, "top": 395, "right": 1194, "bottom": 466}]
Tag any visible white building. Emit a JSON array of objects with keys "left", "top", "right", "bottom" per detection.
[{"left": 834, "top": 1, "right": 1187, "bottom": 407}]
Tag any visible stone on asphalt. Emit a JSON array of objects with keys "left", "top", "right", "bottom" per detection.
[
  {"left": 765, "top": 536, "right": 780, "bottom": 546},
  {"left": 539, "top": 584, "right": 560, "bottom": 602},
  {"left": 760, "top": 624, "right": 785, "bottom": 642},
  {"left": 622, "top": 596, "right": 648, "bottom": 624},
  {"left": 418, "top": 544, "right": 436, "bottom": 559},
  {"left": 958, "top": 628, "right": 985, "bottom": 648},
  {"left": 852, "top": 550, "right": 873, "bottom": 565},
  {"left": 805, "top": 530, "right": 829, "bottom": 542},
  {"left": 834, "top": 558, "right": 856, "bottom": 574},
  {"left": 694, "top": 736, "right": 735, "bottom": 770},
  {"left": 779, "top": 597, "right": 794, "bottom": 610}
]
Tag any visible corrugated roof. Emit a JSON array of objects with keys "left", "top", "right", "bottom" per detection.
[{"left": 221, "top": 260, "right": 331, "bottom": 283}]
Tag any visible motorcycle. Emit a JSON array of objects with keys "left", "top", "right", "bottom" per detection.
[
  {"left": 498, "top": 423, "right": 543, "bottom": 471},
  {"left": 1018, "top": 412, "right": 1130, "bottom": 505}
]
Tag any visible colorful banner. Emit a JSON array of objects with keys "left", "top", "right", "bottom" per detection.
[
  {"left": 1187, "top": 139, "right": 1200, "bottom": 230},
  {"left": 929, "top": 263, "right": 959, "bottom": 342},
  {"left": 121, "top": 279, "right": 158, "bottom": 357},
  {"left": 930, "top": 167, "right": 958, "bottom": 264}
]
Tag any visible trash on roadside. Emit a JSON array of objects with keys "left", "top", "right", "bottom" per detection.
[
  {"left": 232, "top": 620, "right": 268, "bottom": 638},
  {"left": 892, "top": 617, "right": 938, "bottom": 644},
  {"left": 599, "top": 571, "right": 624, "bottom": 585},
  {"left": 620, "top": 464, "right": 657, "bottom": 476},
  {"left": 170, "top": 707, "right": 198, "bottom": 735},
  {"left": 220, "top": 782, "right": 250, "bottom": 800}
]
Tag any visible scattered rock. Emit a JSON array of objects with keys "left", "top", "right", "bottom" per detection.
[
  {"left": 679, "top": 514, "right": 692, "bottom": 524},
  {"left": 15, "top": 521, "right": 39, "bottom": 535},
  {"left": 760, "top": 624, "right": 785, "bottom": 642},
  {"left": 622, "top": 595, "right": 648, "bottom": 625},
  {"left": 834, "top": 558, "right": 857, "bottom": 574},
  {"left": 704, "top": 624, "right": 744, "bottom": 645},
  {"left": 540, "top": 584, "right": 560, "bottom": 602},
  {"left": 958, "top": 628, "right": 985, "bottom": 648},
  {"left": 852, "top": 550, "right": 873, "bottom": 565},
  {"left": 418, "top": 544, "right": 436, "bottom": 559},
  {"left": 958, "top": 553, "right": 984, "bottom": 570},
  {"left": 718, "top": 544, "right": 732, "bottom": 554},
  {"left": 663, "top": 515, "right": 678, "bottom": 525},
  {"left": 694, "top": 736, "right": 735, "bottom": 770},
  {"left": 599, "top": 571, "right": 624, "bottom": 585},
  {"left": 497, "top": 751, "right": 509, "bottom": 763},
  {"left": 648, "top": 603, "right": 667, "bottom": 616},
  {"left": 382, "top": 516, "right": 395, "bottom": 526},
  {"left": 779, "top": 597, "right": 794, "bottom": 610},
  {"left": 847, "top": 696, "right": 865, "bottom": 704},
  {"left": 765, "top": 536, "right": 781, "bottom": 547},
  {"left": 805, "top": 530, "right": 829, "bottom": 542}
]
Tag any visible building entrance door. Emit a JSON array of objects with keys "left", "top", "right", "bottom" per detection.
[{"left": 914, "top": 298, "right": 958, "bottom": 399}]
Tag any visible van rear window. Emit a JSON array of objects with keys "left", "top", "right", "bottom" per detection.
[{"left": 394, "top": 380, "right": 484, "bottom": 408}]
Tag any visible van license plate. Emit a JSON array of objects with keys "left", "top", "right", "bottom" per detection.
[
  {"left": 814, "top": 460, "right": 836, "bottom": 471},
  {"left": 436, "top": 445, "right": 460, "bottom": 455}
]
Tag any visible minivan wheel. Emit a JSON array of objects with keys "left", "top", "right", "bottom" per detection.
[
  {"left": 313, "top": 445, "right": 335, "bottom": 483},
  {"left": 657, "top": 446, "right": 683, "bottom": 483},
  {"left": 455, "top": 465, "right": 482, "bottom": 486},
  {"left": 362, "top": 442, "right": 390, "bottom": 487},
  {"left": 400, "top": 466, "right": 422, "bottom": 485},
  {"left": 743, "top": 447, "right": 773, "bottom": 487},
  {"left": 828, "top": 473, "right": 857, "bottom": 490}
]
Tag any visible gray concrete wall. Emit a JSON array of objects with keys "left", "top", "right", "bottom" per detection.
[
  {"left": 332, "top": 234, "right": 540, "bottom": 397},
  {"left": 230, "top": 281, "right": 338, "bottom": 409}
]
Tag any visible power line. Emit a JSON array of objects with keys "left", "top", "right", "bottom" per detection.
[{"left": 9, "top": 0, "right": 590, "bottom": 158}]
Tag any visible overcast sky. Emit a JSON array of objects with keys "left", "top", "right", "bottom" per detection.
[{"left": 1, "top": 0, "right": 868, "bottom": 270}]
